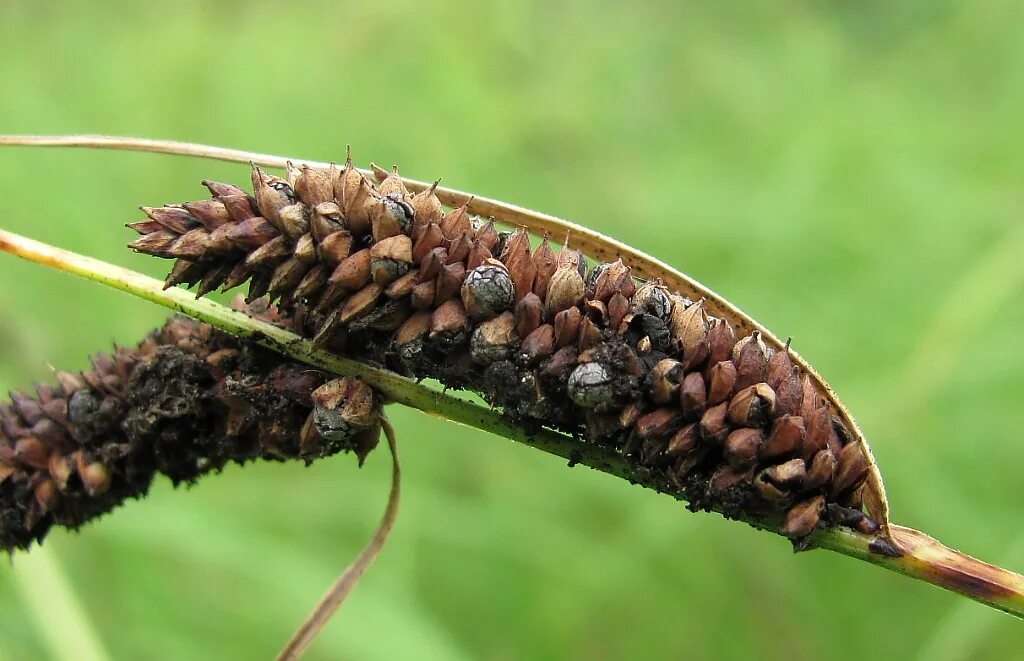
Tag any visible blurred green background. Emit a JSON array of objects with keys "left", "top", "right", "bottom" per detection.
[{"left": 1, "top": 1, "right": 1022, "bottom": 659}]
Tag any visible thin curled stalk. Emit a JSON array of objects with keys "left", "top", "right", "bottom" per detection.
[
  {"left": 1, "top": 229, "right": 1022, "bottom": 619},
  {"left": 277, "top": 414, "right": 402, "bottom": 661}
]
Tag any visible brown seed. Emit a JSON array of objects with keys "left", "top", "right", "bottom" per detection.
[
  {"left": 546, "top": 266, "right": 585, "bottom": 315},
  {"left": 706, "top": 360, "right": 737, "bottom": 406},
  {"left": 803, "top": 407, "right": 832, "bottom": 460},
  {"left": 370, "top": 235, "right": 413, "bottom": 285},
  {"left": 671, "top": 299, "right": 710, "bottom": 370},
  {"left": 184, "top": 199, "right": 233, "bottom": 230},
  {"left": 251, "top": 166, "right": 293, "bottom": 225},
  {"left": 805, "top": 448, "right": 837, "bottom": 490},
  {"left": 728, "top": 383, "right": 776, "bottom": 428},
  {"left": 766, "top": 343, "right": 794, "bottom": 390},
  {"left": 732, "top": 331, "right": 770, "bottom": 391},
  {"left": 608, "top": 293, "right": 630, "bottom": 333},
  {"left": 448, "top": 233, "right": 473, "bottom": 265},
  {"left": 780, "top": 496, "right": 824, "bottom": 539},
  {"left": 394, "top": 311, "right": 431, "bottom": 351},
  {"left": 374, "top": 164, "right": 410, "bottom": 199},
  {"left": 475, "top": 219, "right": 499, "bottom": 253},
  {"left": 502, "top": 229, "right": 537, "bottom": 301},
  {"left": 47, "top": 453, "right": 73, "bottom": 491},
  {"left": 832, "top": 443, "right": 869, "bottom": 497},
  {"left": 679, "top": 371, "right": 707, "bottom": 420},
  {"left": 227, "top": 217, "right": 279, "bottom": 251},
  {"left": 723, "top": 428, "right": 762, "bottom": 470},
  {"left": 532, "top": 237, "right": 558, "bottom": 298},
  {"left": 636, "top": 408, "right": 682, "bottom": 440},
  {"left": 666, "top": 423, "right": 700, "bottom": 458},
  {"left": 592, "top": 259, "right": 632, "bottom": 302},
  {"left": 14, "top": 437, "right": 48, "bottom": 469},
  {"left": 385, "top": 269, "right": 420, "bottom": 298},
  {"left": 553, "top": 307, "right": 582, "bottom": 348},
  {"left": 74, "top": 452, "right": 112, "bottom": 497},
  {"left": 520, "top": 324, "right": 555, "bottom": 364},
  {"left": 339, "top": 283, "right": 383, "bottom": 324},
  {"left": 699, "top": 402, "right": 729, "bottom": 444},
  {"left": 434, "top": 262, "right": 467, "bottom": 304},
  {"left": 419, "top": 247, "right": 447, "bottom": 282},
  {"left": 243, "top": 234, "right": 290, "bottom": 269},
  {"left": 294, "top": 165, "right": 335, "bottom": 207},
  {"left": 754, "top": 471, "right": 792, "bottom": 505},
  {"left": 764, "top": 458, "right": 807, "bottom": 488},
  {"left": 761, "top": 415, "right": 806, "bottom": 460},
  {"left": 466, "top": 241, "right": 493, "bottom": 271},
  {"left": 648, "top": 359, "right": 684, "bottom": 404},
  {"left": 329, "top": 249, "right": 372, "bottom": 291},
  {"left": 310, "top": 202, "right": 346, "bottom": 243},
  {"left": 800, "top": 373, "right": 822, "bottom": 419},
  {"left": 411, "top": 280, "right": 437, "bottom": 310},
  {"left": 318, "top": 230, "right": 354, "bottom": 267},
  {"left": 708, "top": 465, "right": 755, "bottom": 493},
  {"left": 577, "top": 317, "right": 602, "bottom": 351},
  {"left": 412, "top": 221, "right": 444, "bottom": 263},
  {"left": 440, "top": 200, "right": 472, "bottom": 240},
  {"left": 142, "top": 205, "right": 196, "bottom": 234},
  {"left": 277, "top": 203, "right": 309, "bottom": 240},
  {"left": 775, "top": 367, "right": 803, "bottom": 417},
  {"left": 430, "top": 299, "right": 470, "bottom": 349},
  {"left": 410, "top": 181, "right": 443, "bottom": 228},
  {"left": 515, "top": 292, "right": 544, "bottom": 338}
]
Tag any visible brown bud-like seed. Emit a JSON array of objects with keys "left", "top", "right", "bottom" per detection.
[
  {"left": 410, "top": 181, "right": 443, "bottom": 228},
  {"left": 636, "top": 408, "right": 682, "bottom": 440},
  {"left": 441, "top": 200, "right": 472, "bottom": 241},
  {"left": 704, "top": 321, "right": 737, "bottom": 368},
  {"left": 577, "top": 317, "right": 602, "bottom": 351},
  {"left": 706, "top": 360, "right": 737, "bottom": 406},
  {"left": 732, "top": 331, "right": 770, "bottom": 391},
  {"left": 546, "top": 266, "right": 585, "bottom": 315},
  {"left": 515, "top": 292, "right": 544, "bottom": 338},
  {"left": 775, "top": 367, "right": 803, "bottom": 417},
  {"left": 708, "top": 465, "right": 755, "bottom": 493},
  {"left": 142, "top": 205, "right": 196, "bottom": 234},
  {"left": 666, "top": 423, "right": 699, "bottom": 458},
  {"left": 800, "top": 373, "right": 822, "bottom": 419},
  {"left": 448, "top": 232, "right": 473, "bottom": 265},
  {"left": 766, "top": 344, "right": 794, "bottom": 390},
  {"left": 724, "top": 428, "right": 763, "bottom": 469},
  {"left": 475, "top": 219, "right": 498, "bottom": 252},
  {"left": 318, "top": 230, "right": 354, "bottom": 267},
  {"left": 831, "top": 443, "right": 869, "bottom": 497},
  {"left": 277, "top": 203, "right": 309, "bottom": 241},
  {"left": 385, "top": 269, "right": 420, "bottom": 298},
  {"left": 374, "top": 164, "right": 410, "bottom": 199},
  {"left": 243, "top": 234, "right": 290, "bottom": 269},
  {"left": 761, "top": 414, "right": 806, "bottom": 460},
  {"left": 699, "top": 402, "right": 729, "bottom": 444},
  {"left": 592, "top": 259, "right": 632, "bottom": 302},
  {"left": 470, "top": 312, "right": 518, "bottom": 365},
  {"left": 411, "top": 280, "right": 436, "bottom": 310},
  {"left": 74, "top": 452, "right": 112, "bottom": 497},
  {"left": 126, "top": 229, "right": 181, "bottom": 257},
  {"left": 419, "top": 247, "right": 447, "bottom": 282},
  {"left": 310, "top": 202, "right": 346, "bottom": 242},
  {"left": 251, "top": 166, "right": 294, "bottom": 225},
  {"left": 184, "top": 199, "right": 233, "bottom": 230},
  {"left": 294, "top": 165, "right": 335, "bottom": 207},
  {"left": 608, "top": 293, "right": 630, "bottom": 333},
  {"left": 335, "top": 157, "right": 375, "bottom": 235},
  {"left": 434, "top": 262, "right": 467, "bottom": 305},
  {"left": 429, "top": 299, "right": 470, "bottom": 350},
  {"left": 520, "top": 324, "right": 555, "bottom": 364},
  {"left": 501, "top": 229, "right": 536, "bottom": 301},
  {"left": 227, "top": 217, "right": 279, "bottom": 252},
  {"left": 337, "top": 283, "right": 383, "bottom": 324},
  {"left": 412, "top": 221, "right": 444, "bottom": 263},
  {"left": 531, "top": 237, "right": 558, "bottom": 298},
  {"left": 553, "top": 307, "right": 582, "bottom": 349},
  {"left": 754, "top": 470, "right": 792, "bottom": 505},
  {"left": 466, "top": 241, "right": 493, "bottom": 272},
  {"left": 764, "top": 457, "right": 807, "bottom": 488},
  {"left": 803, "top": 406, "right": 837, "bottom": 460},
  {"left": 461, "top": 261, "right": 515, "bottom": 320},
  {"left": 648, "top": 359, "right": 684, "bottom": 404},
  {"left": 328, "top": 248, "right": 372, "bottom": 291},
  {"left": 48, "top": 453, "right": 73, "bottom": 491},
  {"left": 679, "top": 371, "right": 707, "bottom": 420},
  {"left": 780, "top": 496, "right": 824, "bottom": 539},
  {"left": 805, "top": 448, "right": 837, "bottom": 490},
  {"left": 15, "top": 437, "right": 48, "bottom": 469},
  {"left": 727, "top": 383, "right": 777, "bottom": 428},
  {"left": 670, "top": 299, "right": 710, "bottom": 370}
]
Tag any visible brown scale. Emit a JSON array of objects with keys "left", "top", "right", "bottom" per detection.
[
  {"left": 0, "top": 308, "right": 379, "bottom": 552},
  {"left": 125, "top": 155, "right": 879, "bottom": 542}
]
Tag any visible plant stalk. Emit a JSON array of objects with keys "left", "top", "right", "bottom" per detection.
[{"left": 1, "top": 228, "right": 1022, "bottom": 620}]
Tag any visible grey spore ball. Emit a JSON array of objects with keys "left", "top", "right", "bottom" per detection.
[
  {"left": 462, "top": 263, "right": 514, "bottom": 319},
  {"left": 314, "top": 406, "right": 356, "bottom": 443},
  {"left": 568, "top": 362, "right": 616, "bottom": 409}
]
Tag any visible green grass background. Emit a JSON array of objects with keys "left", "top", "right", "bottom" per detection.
[{"left": 1, "top": 1, "right": 1022, "bottom": 658}]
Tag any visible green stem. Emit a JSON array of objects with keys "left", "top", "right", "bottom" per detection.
[{"left": 1, "top": 228, "right": 1022, "bottom": 620}]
